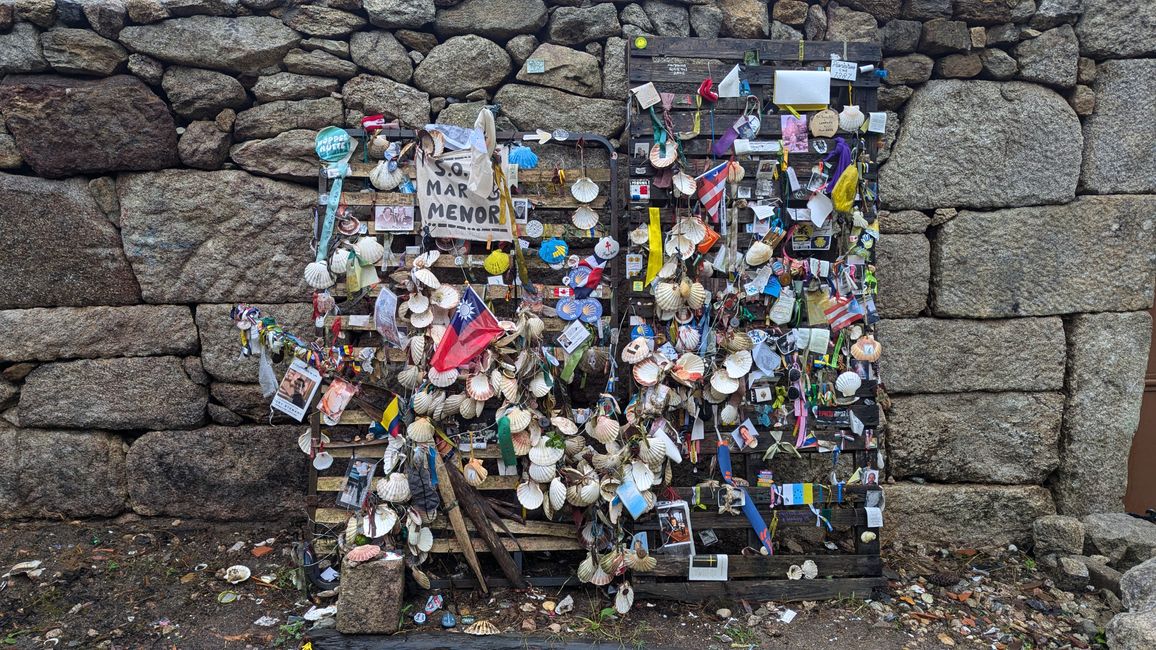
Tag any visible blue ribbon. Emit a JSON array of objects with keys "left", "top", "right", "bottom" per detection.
[{"left": 717, "top": 441, "right": 774, "bottom": 555}]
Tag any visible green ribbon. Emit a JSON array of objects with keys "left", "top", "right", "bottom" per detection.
[
  {"left": 561, "top": 334, "right": 592, "bottom": 384},
  {"left": 496, "top": 416, "right": 516, "bottom": 467}
]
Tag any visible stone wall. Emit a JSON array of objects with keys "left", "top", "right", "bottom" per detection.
[{"left": 0, "top": 0, "right": 1152, "bottom": 543}]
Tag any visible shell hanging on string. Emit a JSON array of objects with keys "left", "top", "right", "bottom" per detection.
[
  {"left": 329, "top": 248, "right": 352, "bottom": 275},
  {"left": 548, "top": 477, "right": 566, "bottom": 510},
  {"left": 648, "top": 142, "right": 677, "bottom": 168},
  {"left": 354, "top": 237, "right": 385, "bottom": 265},
  {"left": 615, "top": 582, "right": 635, "bottom": 614},
  {"left": 839, "top": 104, "right": 865, "bottom": 132},
  {"left": 745, "top": 240, "right": 772, "bottom": 266},
  {"left": 724, "top": 350, "right": 753, "bottom": 378},
  {"left": 427, "top": 366, "right": 459, "bottom": 388},
  {"left": 671, "top": 353, "right": 705, "bottom": 384},
  {"left": 431, "top": 285, "right": 460, "bottom": 310},
  {"left": 633, "top": 358, "right": 661, "bottom": 387},
  {"left": 551, "top": 416, "right": 578, "bottom": 436},
  {"left": 369, "top": 505, "right": 398, "bottom": 537},
  {"left": 671, "top": 171, "right": 696, "bottom": 196},
  {"left": 836, "top": 371, "right": 862, "bottom": 397},
  {"left": 571, "top": 205, "right": 599, "bottom": 230},
  {"left": 408, "top": 416, "right": 435, "bottom": 443},
  {"left": 466, "top": 373, "right": 495, "bottom": 401},
  {"left": 369, "top": 160, "right": 408, "bottom": 191},
  {"left": 570, "top": 176, "right": 600, "bottom": 203},
  {"left": 413, "top": 267, "right": 441, "bottom": 290},
  {"left": 851, "top": 334, "right": 882, "bottom": 362},
  {"left": 508, "top": 144, "right": 539, "bottom": 169},
  {"left": 304, "top": 261, "right": 334, "bottom": 290},
  {"left": 528, "top": 462, "right": 556, "bottom": 483},
  {"left": 710, "top": 371, "right": 740, "bottom": 395},
  {"left": 506, "top": 408, "right": 532, "bottom": 433},
  {"left": 676, "top": 325, "right": 701, "bottom": 351},
  {"left": 516, "top": 479, "right": 544, "bottom": 509},
  {"left": 621, "top": 337, "right": 653, "bottom": 364},
  {"left": 654, "top": 281, "right": 682, "bottom": 311},
  {"left": 529, "top": 440, "right": 564, "bottom": 466},
  {"left": 376, "top": 472, "right": 411, "bottom": 503},
  {"left": 463, "top": 457, "right": 488, "bottom": 487}
]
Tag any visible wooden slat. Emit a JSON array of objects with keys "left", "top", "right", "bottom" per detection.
[
  {"left": 315, "top": 474, "right": 518, "bottom": 492},
  {"left": 428, "top": 516, "right": 577, "bottom": 538},
  {"left": 333, "top": 282, "right": 612, "bottom": 300},
  {"left": 343, "top": 163, "right": 613, "bottom": 183},
  {"left": 633, "top": 507, "right": 867, "bottom": 531},
  {"left": 645, "top": 553, "right": 881, "bottom": 578},
  {"left": 328, "top": 192, "right": 607, "bottom": 210},
  {"left": 632, "top": 576, "right": 885, "bottom": 602},
  {"left": 632, "top": 37, "right": 882, "bottom": 63},
  {"left": 628, "top": 60, "right": 880, "bottom": 87},
  {"left": 429, "top": 536, "right": 583, "bottom": 553}
]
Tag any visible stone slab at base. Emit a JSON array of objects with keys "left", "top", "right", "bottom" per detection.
[{"left": 337, "top": 555, "right": 405, "bottom": 634}]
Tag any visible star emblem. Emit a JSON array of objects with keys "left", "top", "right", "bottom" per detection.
[{"left": 456, "top": 299, "right": 475, "bottom": 320}]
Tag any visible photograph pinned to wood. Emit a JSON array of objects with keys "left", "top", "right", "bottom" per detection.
[
  {"left": 513, "top": 198, "right": 530, "bottom": 224},
  {"left": 374, "top": 205, "right": 415, "bottom": 232},
  {"left": 780, "top": 114, "right": 809, "bottom": 153},
  {"left": 271, "top": 358, "right": 322, "bottom": 422},
  {"left": 656, "top": 500, "right": 695, "bottom": 556},
  {"left": 336, "top": 457, "right": 377, "bottom": 509}
]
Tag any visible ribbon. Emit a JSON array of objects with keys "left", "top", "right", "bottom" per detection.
[
  {"left": 496, "top": 415, "right": 516, "bottom": 467},
  {"left": 717, "top": 440, "right": 774, "bottom": 555},
  {"left": 316, "top": 162, "right": 349, "bottom": 263},
  {"left": 644, "top": 207, "right": 664, "bottom": 285}
]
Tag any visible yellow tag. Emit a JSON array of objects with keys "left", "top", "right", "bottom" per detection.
[
  {"left": 633, "top": 281, "right": 644, "bottom": 292},
  {"left": 644, "top": 207, "right": 664, "bottom": 285},
  {"left": 802, "top": 483, "right": 814, "bottom": 504},
  {"left": 634, "top": 36, "right": 648, "bottom": 50}
]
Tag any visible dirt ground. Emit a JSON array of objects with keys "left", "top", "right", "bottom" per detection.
[{"left": 0, "top": 518, "right": 1117, "bottom": 649}]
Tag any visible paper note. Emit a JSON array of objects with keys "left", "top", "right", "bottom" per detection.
[
  {"left": 867, "top": 111, "right": 888, "bottom": 134},
  {"left": 865, "top": 506, "right": 884, "bottom": 528},
  {"left": 631, "top": 82, "right": 660, "bottom": 109}
]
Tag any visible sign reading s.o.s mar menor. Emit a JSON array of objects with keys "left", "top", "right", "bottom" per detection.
[{"left": 416, "top": 148, "right": 512, "bottom": 242}]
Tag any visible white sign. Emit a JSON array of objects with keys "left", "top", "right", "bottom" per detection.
[
  {"left": 830, "top": 60, "right": 858, "bottom": 81},
  {"left": 416, "top": 148, "right": 512, "bottom": 242}
]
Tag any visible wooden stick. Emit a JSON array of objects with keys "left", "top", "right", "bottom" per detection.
[
  {"left": 432, "top": 452, "right": 488, "bottom": 594},
  {"left": 444, "top": 461, "right": 527, "bottom": 589}
]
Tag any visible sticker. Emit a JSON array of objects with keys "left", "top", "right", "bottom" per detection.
[
  {"left": 625, "top": 253, "right": 644, "bottom": 277},
  {"left": 867, "top": 111, "right": 888, "bottom": 134},
  {"left": 810, "top": 109, "right": 839, "bottom": 138},
  {"left": 629, "top": 179, "right": 650, "bottom": 201},
  {"left": 632, "top": 280, "right": 644, "bottom": 292},
  {"left": 525, "top": 59, "right": 546, "bottom": 74},
  {"left": 524, "top": 220, "right": 544, "bottom": 238}
]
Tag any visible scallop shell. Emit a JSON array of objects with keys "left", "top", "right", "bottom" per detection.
[
  {"left": 568, "top": 480, "right": 600, "bottom": 507},
  {"left": 329, "top": 248, "right": 351, "bottom": 275},
  {"left": 836, "top": 371, "right": 862, "bottom": 397},
  {"left": 506, "top": 408, "right": 532, "bottom": 433},
  {"left": 377, "top": 472, "right": 411, "bottom": 503},
  {"left": 564, "top": 436, "right": 586, "bottom": 457},
  {"left": 498, "top": 373, "right": 520, "bottom": 403},
  {"left": 672, "top": 217, "right": 707, "bottom": 244},
  {"left": 654, "top": 282, "right": 682, "bottom": 311},
  {"left": 511, "top": 430, "right": 532, "bottom": 456},
  {"left": 459, "top": 396, "right": 480, "bottom": 419},
  {"left": 434, "top": 393, "right": 463, "bottom": 421},
  {"left": 516, "top": 479, "right": 544, "bottom": 510},
  {"left": 626, "top": 551, "right": 657, "bottom": 572},
  {"left": 671, "top": 353, "right": 705, "bottom": 384},
  {"left": 658, "top": 257, "right": 679, "bottom": 279},
  {"left": 589, "top": 566, "right": 613, "bottom": 586},
  {"left": 431, "top": 285, "right": 460, "bottom": 310},
  {"left": 464, "top": 619, "right": 499, "bottom": 636},
  {"left": 529, "top": 372, "right": 551, "bottom": 398},
  {"left": 414, "top": 527, "right": 434, "bottom": 553},
  {"left": 851, "top": 334, "right": 882, "bottom": 362},
  {"left": 304, "top": 261, "right": 335, "bottom": 289},
  {"left": 528, "top": 462, "right": 556, "bottom": 483},
  {"left": 672, "top": 171, "right": 696, "bottom": 196},
  {"left": 570, "top": 176, "right": 600, "bottom": 203},
  {"left": 615, "top": 582, "right": 635, "bottom": 614},
  {"left": 466, "top": 374, "right": 495, "bottom": 401},
  {"left": 722, "top": 330, "right": 754, "bottom": 352},
  {"left": 346, "top": 544, "right": 381, "bottom": 563},
  {"left": 529, "top": 440, "right": 564, "bottom": 466},
  {"left": 629, "top": 224, "right": 650, "bottom": 246},
  {"left": 592, "top": 415, "right": 620, "bottom": 444},
  {"left": 745, "top": 240, "right": 772, "bottom": 266},
  {"left": 551, "top": 416, "right": 578, "bottom": 436},
  {"left": 408, "top": 335, "right": 427, "bottom": 361},
  {"left": 633, "top": 358, "right": 661, "bottom": 386},
  {"left": 724, "top": 350, "right": 753, "bottom": 378},
  {"left": 802, "top": 559, "right": 818, "bottom": 579},
  {"left": 411, "top": 566, "right": 431, "bottom": 590},
  {"left": 684, "top": 282, "right": 707, "bottom": 310},
  {"left": 369, "top": 160, "right": 407, "bottom": 191},
  {"left": 369, "top": 505, "right": 398, "bottom": 537},
  {"left": 408, "top": 416, "right": 435, "bottom": 443},
  {"left": 409, "top": 307, "right": 434, "bottom": 329},
  {"left": 548, "top": 477, "right": 567, "bottom": 510},
  {"left": 720, "top": 403, "right": 740, "bottom": 426},
  {"left": 427, "top": 366, "right": 459, "bottom": 388},
  {"left": 412, "top": 389, "right": 436, "bottom": 415},
  {"left": 463, "top": 457, "right": 488, "bottom": 487},
  {"left": 839, "top": 104, "right": 865, "bottom": 132},
  {"left": 627, "top": 460, "right": 655, "bottom": 491},
  {"left": 224, "top": 565, "right": 251, "bottom": 584},
  {"left": 649, "top": 142, "right": 677, "bottom": 168},
  {"left": 621, "top": 337, "right": 652, "bottom": 365},
  {"left": 406, "top": 292, "right": 430, "bottom": 315},
  {"left": 355, "top": 237, "right": 385, "bottom": 265},
  {"left": 710, "top": 371, "right": 740, "bottom": 395},
  {"left": 413, "top": 250, "right": 440, "bottom": 269},
  {"left": 676, "top": 325, "right": 701, "bottom": 352},
  {"left": 640, "top": 436, "right": 667, "bottom": 463},
  {"left": 578, "top": 553, "right": 596, "bottom": 582},
  {"left": 525, "top": 315, "right": 545, "bottom": 339},
  {"left": 787, "top": 564, "right": 803, "bottom": 580},
  {"left": 397, "top": 367, "right": 423, "bottom": 393},
  {"left": 571, "top": 205, "right": 599, "bottom": 229},
  {"left": 592, "top": 450, "right": 621, "bottom": 472},
  {"left": 413, "top": 267, "right": 441, "bottom": 290}
]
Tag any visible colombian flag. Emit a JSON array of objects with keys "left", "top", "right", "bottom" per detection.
[
  {"left": 430, "top": 286, "right": 505, "bottom": 372},
  {"left": 370, "top": 395, "right": 402, "bottom": 439}
]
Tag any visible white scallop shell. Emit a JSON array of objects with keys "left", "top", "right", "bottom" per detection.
[
  {"left": 434, "top": 393, "right": 463, "bottom": 421},
  {"left": 578, "top": 552, "right": 596, "bottom": 582},
  {"left": 548, "top": 477, "right": 567, "bottom": 510},
  {"left": 671, "top": 171, "right": 696, "bottom": 196},
  {"left": 459, "top": 396, "right": 480, "bottom": 419},
  {"left": 413, "top": 267, "right": 441, "bottom": 290},
  {"left": 427, "top": 366, "right": 459, "bottom": 388},
  {"left": 329, "top": 248, "right": 351, "bottom": 275},
  {"left": 802, "top": 559, "right": 818, "bottom": 579},
  {"left": 408, "top": 335, "right": 427, "bottom": 361},
  {"left": 376, "top": 472, "right": 411, "bottom": 503},
  {"left": 408, "top": 416, "right": 435, "bottom": 443},
  {"left": 431, "top": 285, "right": 460, "bottom": 310},
  {"left": 685, "top": 282, "right": 707, "bottom": 310},
  {"left": 672, "top": 216, "right": 707, "bottom": 245},
  {"left": 671, "top": 353, "right": 705, "bottom": 384},
  {"left": 720, "top": 403, "right": 740, "bottom": 426},
  {"left": 529, "top": 442, "right": 564, "bottom": 467},
  {"left": 654, "top": 282, "right": 682, "bottom": 311},
  {"left": 498, "top": 373, "right": 520, "bottom": 403},
  {"left": 640, "top": 436, "right": 667, "bottom": 463},
  {"left": 411, "top": 388, "right": 438, "bottom": 415},
  {"left": 525, "top": 315, "right": 545, "bottom": 339},
  {"left": 620, "top": 337, "right": 652, "bottom": 364},
  {"left": 528, "top": 462, "right": 556, "bottom": 483},
  {"left": 355, "top": 237, "right": 385, "bottom": 265},
  {"left": 506, "top": 407, "right": 532, "bottom": 433},
  {"left": 511, "top": 430, "right": 532, "bottom": 456},
  {"left": 676, "top": 325, "right": 701, "bottom": 352},
  {"left": 551, "top": 416, "right": 578, "bottom": 436},
  {"left": 529, "top": 372, "right": 551, "bottom": 398},
  {"left": 406, "top": 292, "right": 430, "bottom": 314},
  {"left": 649, "top": 142, "right": 677, "bottom": 168},
  {"left": 592, "top": 415, "right": 620, "bottom": 444},
  {"left": 615, "top": 582, "right": 635, "bottom": 614},
  {"left": 745, "top": 240, "right": 772, "bottom": 266},
  {"left": 369, "top": 160, "right": 407, "bottom": 191},
  {"left": 224, "top": 565, "right": 251, "bottom": 584},
  {"left": 409, "top": 308, "right": 433, "bottom": 329},
  {"left": 787, "top": 564, "right": 803, "bottom": 580},
  {"left": 304, "top": 261, "right": 334, "bottom": 289},
  {"left": 710, "top": 371, "right": 740, "bottom": 395},
  {"left": 466, "top": 373, "right": 495, "bottom": 401},
  {"left": 722, "top": 330, "right": 754, "bottom": 352},
  {"left": 629, "top": 224, "right": 650, "bottom": 246},
  {"left": 589, "top": 565, "right": 612, "bottom": 586},
  {"left": 724, "top": 350, "right": 753, "bottom": 378},
  {"left": 658, "top": 257, "right": 679, "bottom": 279},
  {"left": 627, "top": 460, "right": 655, "bottom": 491},
  {"left": 516, "top": 479, "right": 544, "bottom": 510},
  {"left": 632, "top": 358, "right": 661, "bottom": 386},
  {"left": 571, "top": 205, "right": 599, "bottom": 230},
  {"left": 413, "top": 250, "right": 440, "bottom": 269},
  {"left": 369, "top": 505, "right": 398, "bottom": 537},
  {"left": 463, "top": 458, "right": 488, "bottom": 487},
  {"left": 570, "top": 176, "right": 599, "bottom": 203},
  {"left": 414, "top": 527, "right": 434, "bottom": 553},
  {"left": 836, "top": 371, "right": 862, "bottom": 397},
  {"left": 839, "top": 104, "right": 865, "bottom": 132}
]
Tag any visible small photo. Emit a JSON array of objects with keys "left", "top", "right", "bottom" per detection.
[
  {"left": 374, "top": 205, "right": 415, "bottom": 232},
  {"left": 863, "top": 468, "right": 880, "bottom": 486},
  {"left": 513, "top": 198, "right": 530, "bottom": 224},
  {"left": 271, "top": 358, "right": 322, "bottom": 422},
  {"left": 656, "top": 500, "right": 694, "bottom": 555},
  {"left": 781, "top": 114, "right": 809, "bottom": 153},
  {"left": 336, "top": 458, "right": 377, "bottom": 509}
]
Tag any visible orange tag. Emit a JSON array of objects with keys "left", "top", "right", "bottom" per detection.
[{"left": 696, "top": 223, "right": 720, "bottom": 254}]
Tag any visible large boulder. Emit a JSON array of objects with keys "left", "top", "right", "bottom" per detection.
[
  {"left": 251, "top": 72, "right": 338, "bottom": 103},
  {"left": 515, "top": 43, "right": 602, "bottom": 97},
  {"left": 888, "top": 392, "right": 1062, "bottom": 484},
  {"left": 0, "top": 305, "right": 197, "bottom": 362},
  {"left": 118, "top": 16, "right": 301, "bottom": 74},
  {"left": 40, "top": 27, "right": 127, "bottom": 76},
  {"left": 1055, "top": 312, "right": 1153, "bottom": 516},
  {"left": 495, "top": 84, "right": 625, "bottom": 137},
  {"left": 884, "top": 483, "right": 1055, "bottom": 547},
  {"left": 954, "top": 0, "right": 1035, "bottom": 23},
  {"left": 547, "top": 4, "right": 621, "bottom": 45},
  {"left": 0, "top": 23, "right": 47, "bottom": 75},
  {"left": 178, "top": 120, "right": 232, "bottom": 170},
  {"left": 229, "top": 129, "right": 319, "bottom": 182},
  {"left": 719, "top": 0, "right": 769, "bottom": 37},
  {"left": 284, "top": 48, "right": 358, "bottom": 79},
  {"left": 0, "top": 74, "right": 179, "bottom": 178},
  {"left": 1121, "top": 557, "right": 1156, "bottom": 611},
  {"left": 877, "top": 318, "right": 1066, "bottom": 394},
  {"left": 1013, "top": 25, "right": 1078, "bottom": 88},
  {"left": 349, "top": 31, "right": 412, "bottom": 83},
  {"left": 126, "top": 425, "right": 307, "bottom": 520},
  {"left": 1034, "top": 515, "right": 1086, "bottom": 557},
  {"left": 1081, "top": 59, "right": 1156, "bottom": 195},
  {"left": 364, "top": 0, "right": 435, "bottom": 29},
  {"left": 1083, "top": 513, "right": 1156, "bottom": 570},
  {"left": 434, "top": 0, "right": 548, "bottom": 41},
  {"left": 280, "top": 5, "right": 365, "bottom": 37},
  {"left": 826, "top": 5, "right": 878, "bottom": 42},
  {"left": 932, "top": 196, "right": 1156, "bottom": 318},
  {"left": 0, "top": 429, "right": 127, "bottom": 519},
  {"left": 20, "top": 356, "right": 207, "bottom": 430},
  {"left": 0, "top": 173, "right": 141, "bottom": 308},
  {"left": 210, "top": 382, "right": 301, "bottom": 423},
  {"left": 342, "top": 74, "right": 430, "bottom": 129},
  {"left": 196, "top": 302, "right": 315, "bottom": 383},
  {"left": 642, "top": 0, "right": 690, "bottom": 37},
  {"left": 161, "top": 66, "right": 248, "bottom": 119},
  {"left": 412, "top": 35, "right": 511, "bottom": 98},
  {"left": 1075, "top": 0, "right": 1156, "bottom": 59},
  {"left": 879, "top": 80, "right": 1081, "bottom": 210},
  {"left": 874, "top": 233, "right": 927, "bottom": 317},
  {"left": 117, "top": 170, "right": 315, "bottom": 303},
  {"left": 232, "top": 97, "right": 342, "bottom": 141},
  {"left": 1108, "top": 609, "right": 1156, "bottom": 650}
]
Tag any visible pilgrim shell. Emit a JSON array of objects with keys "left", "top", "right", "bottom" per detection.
[
  {"left": 787, "top": 564, "right": 803, "bottom": 580},
  {"left": 600, "top": 477, "right": 621, "bottom": 502},
  {"left": 745, "top": 240, "right": 772, "bottom": 266},
  {"left": 413, "top": 267, "right": 441, "bottom": 290},
  {"left": 465, "top": 620, "right": 500, "bottom": 636},
  {"left": 725, "top": 159, "right": 746, "bottom": 183},
  {"left": 355, "top": 237, "right": 385, "bottom": 265},
  {"left": 346, "top": 544, "right": 381, "bottom": 563},
  {"left": 529, "top": 441, "right": 564, "bottom": 466},
  {"left": 589, "top": 566, "right": 613, "bottom": 586},
  {"left": 658, "top": 257, "right": 679, "bottom": 279},
  {"left": 435, "top": 394, "right": 463, "bottom": 421},
  {"left": 428, "top": 367, "right": 459, "bottom": 388},
  {"left": 431, "top": 285, "right": 460, "bottom": 310},
  {"left": 564, "top": 436, "right": 586, "bottom": 456},
  {"left": 633, "top": 358, "right": 661, "bottom": 386},
  {"left": 720, "top": 403, "right": 740, "bottom": 426},
  {"left": 407, "top": 292, "right": 430, "bottom": 315},
  {"left": 672, "top": 353, "right": 705, "bottom": 384},
  {"left": 621, "top": 337, "right": 652, "bottom": 364},
  {"left": 629, "top": 224, "right": 650, "bottom": 246},
  {"left": 676, "top": 325, "right": 701, "bottom": 351},
  {"left": 528, "top": 462, "right": 556, "bottom": 483},
  {"left": 672, "top": 170, "right": 696, "bottom": 196},
  {"left": 710, "top": 371, "right": 740, "bottom": 395},
  {"left": 511, "top": 430, "right": 532, "bottom": 455},
  {"left": 648, "top": 142, "right": 677, "bottom": 168},
  {"left": 415, "top": 527, "right": 434, "bottom": 553},
  {"left": 551, "top": 416, "right": 578, "bottom": 436},
  {"left": 640, "top": 436, "right": 667, "bottom": 463},
  {"left": 722, "top": 330, "right": 754, "bottom": 352},
  {"left": 224, "top": 565, "right": 251, "bottom": 584},
  {"left": 626, "top": 551, "right": 657, "bottom": 572},
  {"left": 370, "top": 505, "right": 398, "bottom": 537},
  {"left": 466, "top": 374, "right": 495, "bottom": 401},
  {"left": 592, "top": 450, "right": 621, "bottom": 472},
  {"left": 548, "top": 477, "right": 567, "bottom": 510},
  {"left": 802, "top": 559, "right": 818, "bottom": 579},
  {"left": 578, "top": 553, "right": 596, "bottom": 582},
  {"left": 329, "top": 249, "right": 351, "bottom": 275},
  {"left": 413, "top": 250, "right": 440, "bottom": 269},
  {"left": 570, "top": 176, "right": 600, "bottom": 203},
  {"left": 464, "top": 457, "right": 488, "bottom": 487},
  {"left": 724, "top": 350, "right": 753, "bottom": 378},
  {"left": 835, "top": 371, "right": 862, "bottom": 397},
  {"left": 628, "top": 460, "right": 655, "bottom": 491},
  {"left": 369, "top": 160, "right": 407, "bottom": 190},
  {"left": 839, "top": 104, "right": 865, "bottom": 132},
  {"left": 673, "top": 216, "right": 707, "bottom": 244},
  {"left": 304, "top": 261, "right": 335, "bottom": 289},
  {"left": 851, "top": 335, "right": 882, "bottom": 362},
  {"left": 409, "top": 335, "right": 427, "bottom": 361},
  {"left": 570, "top": 480, "right": 601, "bottom": 507},
  {"left": 615, "top": 582, "right": 635, "bottom": 614},
  {"left": 377, "top": 473, "right": 411, "bottom": 503},
  {"left": 705, "top": 385, "right": 727, "bottom": 403},
  {"left": 499, "top": 374, "right": 520, "bottom": 403},
  {"left": 409, "top": 308, "right": 434, "bottom": 329},
  {"left": 529, "top": 372, "right": 551, "bottom": 398},
  {"left": 459, "top": 396, "right": 481, "bottom": 419},
  {"left": 516, "top": 479, "right": 544, "bottom": 510},
  {"left": 345, "top": 517, "right": 359, "bottom": 545},
  {"left": 685, "top": 282, "right": 707, "bottom": 310},
  {"left": 408, "top": 417, "right": 435, "bottom": 443},
  {"left": 654, "top": 282, "right": 682, "bottom": 311},
  {"left": 571, "top": 205, "right": 599, "bottom": 229},
  {"left": 412, "top": 389, "right": 437, "bottom": 415},
  {"left": 506, "top": 408, "right": 532, "bottom": 433},
  {"left": 594, "top": 415, "right": 620, "bottom": 443},
  {"left": 600, "top": 549, "right": 624, "bottom": 573},
  {"left": 412, "top": 567, "right": 432, "bottom": 590},
  {"left": 525, "top": 315, "right": 545, "bottom": 339}
]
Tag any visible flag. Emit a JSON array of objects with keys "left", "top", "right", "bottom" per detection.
[
  {"left": 824, "top": 295, "right": 865, "bottom": 332},
  {"left": 369, "top": 395, "right": 402, "bottom": 439},
  {"left": 430, "top": 286, "right": 505, "bottom": 371},
  {"left": 571, "top": 255, "right": 606, "bottom": 299},
  {"left": 696, "top": 161, "right": 727, "bottom": 220}
]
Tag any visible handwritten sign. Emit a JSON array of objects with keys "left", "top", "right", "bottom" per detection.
[{"left": 416, "top": 149, "right": 512, "bottom": 242}]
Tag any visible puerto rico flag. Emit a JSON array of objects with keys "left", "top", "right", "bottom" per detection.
[
  {"left": 430, "top": 286, "right": 505, "bottom": 371},
  {"left": 824, "top": 295, "right": 865, "bottom": 332},
  {"left": 697, "top": 161, "right": 728, "bottom": 221}
]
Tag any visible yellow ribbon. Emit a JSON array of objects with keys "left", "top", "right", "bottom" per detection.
[{"left": 644, "top": 206, "right": 663, "bottom": 285}]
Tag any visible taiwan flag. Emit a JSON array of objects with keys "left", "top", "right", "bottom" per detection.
[{"left": 430, "top": 286, "right": 505, "bottom": 372}]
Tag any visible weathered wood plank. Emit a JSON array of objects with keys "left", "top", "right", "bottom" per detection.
[
  {"left": 644, "top": 553, "right": 880, "bottom": 578},
  {"left": 632, "top": 576, "right": 885, "bottom": 602},
  {"left": 316, "top": 474, "right": 519, "bottom": 492},
  {"left": 632, "top": 37, "right": 882, "bottom": 63},
  {"left": 628, "top": 60, "right": 880, "bottom": 87},
  {"left": 428, "top": 516, "right": 577, "bottom": 539},
  {"left": 429, "top": 535, "right": 583, "bottom": 553}
]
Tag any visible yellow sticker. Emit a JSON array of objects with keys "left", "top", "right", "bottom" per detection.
[
  {"left": 633, "top": 281, "right": 644, "bottom": 292},
  {"left": 634, "top": 36, "right": 648, "bottom": 50}
]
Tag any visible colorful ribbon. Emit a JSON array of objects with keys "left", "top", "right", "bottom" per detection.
[{"left": 717, "top": 440, "right": 774, "bottom": 555}]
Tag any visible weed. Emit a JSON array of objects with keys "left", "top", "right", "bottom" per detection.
[
  {"left": 106, "top": 560, "right": 120, "bottom": 571},
  {"left": 1023, "top": 557, "right": 1037, "bottom": 571},
  {"left": 728, "top": 625, "right": 758, "bottom": 645},
  {"left": 273, "top": 621, "right": 304, "bottom": 647}
]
